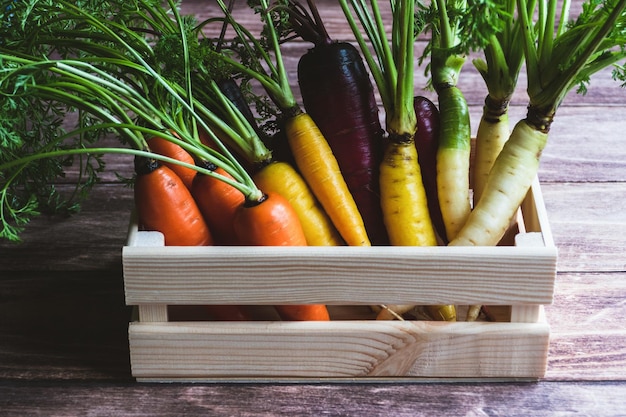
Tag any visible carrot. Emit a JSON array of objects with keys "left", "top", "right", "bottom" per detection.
[
  {"left": 466, "top": 6, "right": 525, "bottom": 319},
  {"left": 289, "top": 0, "right": 388, "bottom": 245},
  {"left": 213, "top": 0, "right": 370, "bottom": 247},
  {"left": 342, "top": 0, "right": 452, "bottom": 320},
  {"left": 274, "top": 305, "right": 330, "bottom": 322},
  {"left": 435, "top": 85, "right": 471, "bottom": 242},
  {"left": 253, "top": 161, "right": 344, "bottom": 246},
  {"left": 452, "top": 0, "right": 626, "bottom": 247},
  {"left": 378, "top": 141, "right": 437, "bottom": 247},
  {"left": 413, "top": 95, "right": 447, "bottom": 244},
  {"left": 472, "top": 96, "right": 511, "bottom": 205},
  {"left": 284, "top": 111, "right": 370, "bottom": 246},
  {"left": 146, "top": 135, "right": 197, "bottom": 189},
  {"left": 420, "top": 0, "right": 506, "bottom": 242},
  {"left": 233, "top": 191, "right": 330, "bottom": 321},
  {"left": 134, "top": 155, "right": 212, "bottom": 246},
  {"left": 233, "top": 191, "right": 307, "bottom": 246},
  {"left": 340, "top": 0, "right": 436, "bottom": 247},
  {"left": 191, "top": 162, "right": 245, "bottom": 245}
]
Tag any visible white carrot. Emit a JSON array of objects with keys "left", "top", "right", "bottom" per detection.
[{"left": 451, "top": 0, "right": 626, "bottom": 247}]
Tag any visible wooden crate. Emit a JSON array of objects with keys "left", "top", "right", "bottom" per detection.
[{"left": 122, "top": 177, "right": 557, "bottom": 382}]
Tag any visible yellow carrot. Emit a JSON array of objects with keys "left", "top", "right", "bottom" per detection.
[
  {"left": 379, "top": 141, "right": 437, "bottom": 246},
  {"left": 341, "top": 0, "right": 454, "bottom": 320},
  {"left": 212, "top": 0, "right": 369, "bottom": 246},
  {"left": 253, "top": 161, "right": 344, "bottom": 246},
  {"left": 284, "top": 112, "right": 370, "bottom": 246}
]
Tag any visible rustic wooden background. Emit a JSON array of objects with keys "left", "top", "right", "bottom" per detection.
[{"left": 1, "top": 0, "right": 626, "bottom": 415}]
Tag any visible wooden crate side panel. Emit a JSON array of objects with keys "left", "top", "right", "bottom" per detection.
[
  {"left": 123, "top": 177, "right": 556, "bottom": 307},
  {"left": 521, "top": 179, "right": 555, "bottom": 247},
  {"left": 123, "top": 245, "right": 556, "bottom": 306},
  {"left": 128, "top": 320, "right": 549, "bottom": 380}
]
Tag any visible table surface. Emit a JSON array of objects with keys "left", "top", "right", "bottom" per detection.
[{"left": 2, "top": 1, "right": 626, "bottom": 415}]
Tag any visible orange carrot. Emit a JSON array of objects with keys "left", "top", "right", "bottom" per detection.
[
  {"left": 253, "top": 161, "right": 344, "bottom": 246},
  {"left": 146, "top": 136, "right": 197, "bottom": 189},
  {"left": 233, "top": 192, "right": 330, "bottom": 321},
  {"left": 274, "top": 305, "right": 330, "bottom": 322},
  {"left": 134, "top": 156, "right": 212, "bottom": 246},
  {"left": 233, "top": 191, "right": 308, "bottom": 247},
  {"left": 191, "top": 162, "right": 245, "bottom": 245}
]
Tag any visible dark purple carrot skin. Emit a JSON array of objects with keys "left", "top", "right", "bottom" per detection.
[
  {"left": 298, "top": 41, "right": 389, "bottom": 245},
  {"left": 414, "top": 96, "right": 448, "bottom": 244}
]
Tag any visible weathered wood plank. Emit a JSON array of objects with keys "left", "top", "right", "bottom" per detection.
[
  {"left": 0, "top": 184, "right": 133, "bottom": 272},
  {"left": 2, "top": 380, "right": 626, "bottom": 416},
  {"left": 545, "top": 271, "right": 626, "bottom": 380},
  {"left": 0, "top": 270, "right": 132, "bottom": 381},
  {"left": 542, "top": 183, "right": 626, "bottom": 273}
]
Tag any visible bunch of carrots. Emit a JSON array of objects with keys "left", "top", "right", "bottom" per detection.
[{"left": 1, "top": 0, "right": 625, "bottom": 322}]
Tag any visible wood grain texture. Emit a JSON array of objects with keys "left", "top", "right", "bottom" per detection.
[
  {"left": 128, "top": 319, "right": 549, "bottom": 380},
  {"left": 120, "top": 183, "right": 554, "bottom": 380},
  {"left": 1, "top": 0, "right": 625, "bottom": 412},
  {"left": 123, "top": 244, "right": 556, "bottom": 305},
  {"left": 1, "top": 380, "right": 626, "bottom": 417},
  {"left": 122, "top": 180, "right": 555, "bottom": 310}
]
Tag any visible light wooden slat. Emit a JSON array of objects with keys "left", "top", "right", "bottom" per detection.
[
  {"left": 123, "top": 180, "right": 556, "bottom": 308},
  {"left": 138, "top": 305, "right": 168, "bottom": 322},
  {"left": 128, "top": 319, "right": 549, "bottom": 380},
  {"left": 123, "top": 244, "right": 556, "bottom": 306}
]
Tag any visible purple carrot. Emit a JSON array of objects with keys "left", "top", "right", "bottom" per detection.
[
  {"left": 413, "top": 95, "right": 447, "bottom": 244},
  {"left": 288, "top": 0, "right": 388, "bottom": 245}
]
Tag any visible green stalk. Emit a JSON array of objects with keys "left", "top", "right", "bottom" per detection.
[
  {"left": 56, "top": 1, "right": 263, "bottom": 195},
  {"left": 340, "top": 0, "right": 416, "bottom": 138},
  {"left": 1, "top": 55, "right": 259, "bottom": 197},
  {"left": 471, "top": 0, "right": 533, "bottom": 205},
  {"left": 342, "top": 0, "right": 446, "bottom": 319},
  {"left": 427, "top": 0, "right": 471, "bottom": 243},
  {"left": 52, "top": 0, "right": 272, "bottom": 172},
  {"left": 451, "top": 0, "right": 626, "bottom": 248},
  {"left": 214, "top": 0, "right": 298, "bottom": 113}
]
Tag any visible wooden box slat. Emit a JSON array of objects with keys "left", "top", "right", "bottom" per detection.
[
  {"left": 129, "top": 315, "right": 550, "bottom": 381},
  {"left": 122, "top": 178, "right": 556, "bottom": 381},
  {"left": 123, "top": 245, "right": 556, "bottom": 306},
  {"left": 123, "top": 179, "right": 556, "bottom": 307}
]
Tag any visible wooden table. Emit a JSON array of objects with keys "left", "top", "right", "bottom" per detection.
[{"left": 2, "top": 1, "right": 625, "bottom": 415}]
